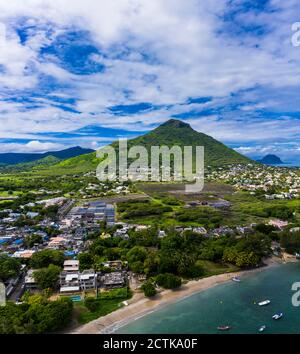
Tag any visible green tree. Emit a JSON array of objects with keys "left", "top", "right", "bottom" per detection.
[
  {"left": 33, "top": 265, "right": 61, "bottom": 290},
  {"left": 0, "top": 255, "right": 21, "bottom": 282},
  {"left": 84, "top": 297, "right": 100, "bottom": 312},
  {"left": 25, "top": 234, "right": 43, "bottom": 248},
  {"left": 30, "top": 249, "right": 64, "bottom": 269},
  {"left": 78, "top": 252, "right": 94, "bottom": 271},
  {"left": 156, "top": 274, "right": 182, "bottom": 289},
  {"left": 141, "top": 281, "right": 157, "bottom": 297}
]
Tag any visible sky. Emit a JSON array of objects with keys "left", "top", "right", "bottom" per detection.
[{"left": 0, "top": 0, "right": 299, "bottom": 164}]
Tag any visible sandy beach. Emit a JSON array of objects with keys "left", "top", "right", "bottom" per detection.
[{"left": 70, "top": 257, "right": 282, "bottom": 334}]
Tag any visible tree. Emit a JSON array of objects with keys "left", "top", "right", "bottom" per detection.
[
  {"left": 222, "top": 247, "right": 238, "bottom": 264},
  {"left": 0, "top": 297, "right": 73, "bottom": 334},
  {"left": 25, "top": 234, "right": 43, "bottom": 248},
  {"left": 30, "top": 249, "right": 64, "bottom": 269},
  {"left": 141, "top": 281, "right": 157, "bottom": 297},
  {"left": 78, "top": 252, "right": 94, "bottom": 271},
  {"left": 130, "top": 261, "right": 144, "bottom": 274},
  {"left": 33, "top": 265, "right": 61, "bottom": 290},
  {"left": 235, "top": 252, "right": 260, "bottom": 268},
  {"left": 184, "top": 262, "right": 204, "bottom": 278},
  {"left": 0, "top": 255, "right": 21, "bottom": 282},
  {"left": 126, "top": 246, "right": 148, "bottom": 264},
  {"left": 280, "top": 231, "right": 300, "bottom": 254},
  {"left": 156, "top": 274, "right": 182, "bottom": 289},
  {"left": 84, "top": 297, "right": 100, "bottom": 312}
]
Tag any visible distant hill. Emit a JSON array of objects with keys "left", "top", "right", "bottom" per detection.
[
  {"left": 0, "top": 146, "right": 94, "bottom": 166},
  {"left": 257, "top": 154, "right": 284, "bottom": 165},
  {"left": 48, "top": 119, "right": 253, "bottom": 175}
]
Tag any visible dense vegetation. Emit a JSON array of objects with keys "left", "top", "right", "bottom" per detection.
[
  {"left": 0, "top": 295, "right": 73, "bottom": 334},
  {"left": 80, "top": 224, "right": 272, "bottom": 283},
  {"left": 33, "top": 265, "right": 61, "bottom": 291},
  {"left": 30, "top": 250, "right": 65, "bottom": 269},
  {"left": 0, "top": 255, "right": 21, "bottom": 282},
  {"left": 280, "top": 231, "right": 300, "bottom": 254}
]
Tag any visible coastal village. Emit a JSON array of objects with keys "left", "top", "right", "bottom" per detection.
[{"left": 0, "top": 163, "right": 299, "bottom": 310}]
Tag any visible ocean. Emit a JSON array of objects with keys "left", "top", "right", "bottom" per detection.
[{"left": 116, "top": 263, "right": 300, "bottom": 334}]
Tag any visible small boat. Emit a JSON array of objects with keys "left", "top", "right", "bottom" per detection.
[
  {"left": 232, "top": 277, "right": 241, "bottom": 282},
  {"left": 259, "top": 325, "right": 266, "bottom": 332},
  {"left": 217, "top": 325, "right": 231, "bottom": 331},
  {"left": 258, "top": 300, "right": 271, "bottom": 306},
  {"left": 272, "top": 312, "right": 283, "bottom": 320}
]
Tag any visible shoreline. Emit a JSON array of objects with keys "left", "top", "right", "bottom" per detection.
[{"left": 70, "top": 257, "right": 283, "bottom": 334}]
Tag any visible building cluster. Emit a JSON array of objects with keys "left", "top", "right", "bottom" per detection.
[
  {"left": 0, "top": 197, "right": 119, "bottom": 299},
  {"left": 207, "top": 164, "right": 300, "bottom": 198},
  {"left": 24, "top": 259, "right": 127, "bottom": 294},
  {"left": 78, "top": 181, "right": 130, "bottom": 199}
]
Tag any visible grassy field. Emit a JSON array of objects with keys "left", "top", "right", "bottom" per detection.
[
  {"left": 73, "top": 298, "right": 125, "bottom": 324},
  {"left": 136, "top": 181, "right": 235, "bottom": 199},
  {"left": 196, "top": 260, "right": 239, "bottom": 277},
  {"left": 71, "top": 288, "right": 132, "bottom": 325}
]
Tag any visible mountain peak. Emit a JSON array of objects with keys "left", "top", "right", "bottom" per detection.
[{"left": 159, "top": 119, "right": 192, "bottom": 130}]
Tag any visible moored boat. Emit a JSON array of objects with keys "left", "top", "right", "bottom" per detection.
[
  {"left": 217, "top": 325, "right": 231, "bottom": 331},
  {"left": 272, "top": 312, "right": 283, "bottom": 320},
  {"left": 232, "top": 277, "right": 241, "bottom": 282},
  {"left": 258, "top": 300, "right": 271, "bottom": 306},
  {"left": 259, "top": 325, "right": 266, "bottom": 332}
]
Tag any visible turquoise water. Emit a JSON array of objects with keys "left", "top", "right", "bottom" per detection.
[
  {"left": 70, "top": 295, "right": 82, "bottom": 302},
  {"left": 116, "top": 263, "right": 300, "bottom": 334}
]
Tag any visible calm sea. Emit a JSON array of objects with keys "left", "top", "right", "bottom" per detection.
[{"left": 116, "top": 263, "right": 300, "bottom": 334}]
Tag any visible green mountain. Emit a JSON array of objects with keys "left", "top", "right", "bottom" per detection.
[
  {"left": 0, "top": 146, "right": 94, "bottom": 166},
  {"left": 47, "top": 119, "right": 252, "bottom": 175},
  {"left": 120, "top": 119, "right": 251, "bottom": 166},
  {"left": 0, "top": 155, "right": 61, "bottom": 173}
]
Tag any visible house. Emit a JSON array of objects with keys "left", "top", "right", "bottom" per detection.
[
  {"left": 60, "top": 272, "right": 80, "bottom": 293},
  {"left": 290, "top": 227, "right": 300, "bottom": 233},
  {"left": 102, "top": 260, "right": 123, "bottom": 271},
  {"left": 192, "top": 227, "right": 207, "bottom": 235},
  {"left": 25, "top": 270, "right": 37, "bottom": 290},
  {"left": 12, "top": 250, "right": 35, "bottom": 259},
  {"left": 47, "top": 236, "right": 67, "bottom": 249},
  {"left": 102, "top": 272, "right": 126, "bottom": 289},
  {"left": 60, "top": 268, "right": 97, "bottom": 293},
  {"left": 268, "top": 219, "right": 289, "bottom": 230},
  {"left": 26, "top": 212, "right": 39, "bottom": 219},
  {"left": 158, "top": 230, "right": 166, "bottom": 238},
  {"left": 63, "top": 260, "right": 79, "bottom": 272},
  {"left": 79, "top": 270, "right": 97, "bottom": 290},
  {"left": 236, "top": 226, "right": 253, "bottom": 235}
]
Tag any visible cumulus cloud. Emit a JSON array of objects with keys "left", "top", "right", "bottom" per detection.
[
  {"left": 0, "top": 140, "right": 64, "bottom": 153},
  {"left": 0, "top": 0, "right": 298, "bottom": 161}
]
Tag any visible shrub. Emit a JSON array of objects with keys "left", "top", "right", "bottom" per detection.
[
  {"left": 156, "top": 273, "right": 182, "bottom": 289},
  {"left": 141, "top": 281, "right": 157, "bottom": 297},
  {"left": 84, "top": 298, "right": 100, "bottom": 312}
]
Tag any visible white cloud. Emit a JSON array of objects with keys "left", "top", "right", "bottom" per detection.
[
  {"left": 0, "top": 0, "right": 299, "bottom": 157},
  {"left": 0, "top": 140, "right": 64, "bottom": 153}
]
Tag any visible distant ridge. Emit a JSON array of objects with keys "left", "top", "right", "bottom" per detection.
[
  {"left": 0, "top": 146, "right": 94, "bottom": 166},
  {"left": 257, "top": 154, "right": 284, "bottom": 165}
]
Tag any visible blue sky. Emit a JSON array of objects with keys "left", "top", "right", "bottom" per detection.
[{"left": 0, "top": 0, "right": 299, "bottom": 164}]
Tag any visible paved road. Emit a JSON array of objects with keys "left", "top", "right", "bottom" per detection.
[{"left": 8, "top": 275, "right": 25, "bottom": 302}]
